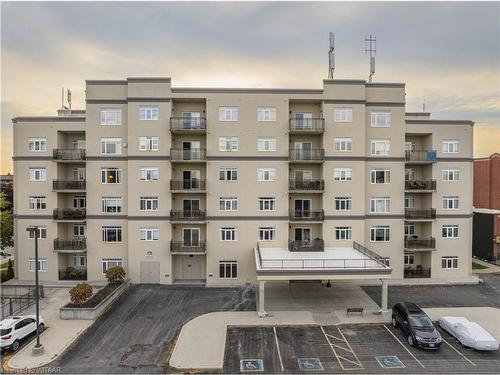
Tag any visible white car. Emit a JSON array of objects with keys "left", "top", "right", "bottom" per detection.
[
  {"left": 439, "top": 316, "right": 499, "bottom": 351},
  {"left": 0, "top": 315, "right": 45, "bottom": 352}
]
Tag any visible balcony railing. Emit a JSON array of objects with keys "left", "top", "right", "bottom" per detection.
[
  {"left": 53, "top": 180, "right": 86, "bottom": 190},
  {"left": 170, "top": 117, "right": 207, "bottom": 132},
  {"left": 405, "top": 150, "right": 437, "bottom": 163},
  {"left": 289, "top": 118, "right": 325, "bottom": 133},
  {"left": 404, "top": 237, "right": 436, "bottom": 250},
  {"left": 54, "top": 238, "right": 87, "bottom": 251},
  {"left": 170, "top": 148, "right": 206, "bottom": 162},
  {"left": 289, "top": 149, "right": 325, "bottom": 162},
  {"left": 170, "top": 179, "right": 207, "bottom": 191},
  {"left": 170, "top": 210, "right": 207, "bottom": 221},
  {"left": 404, "top": 267, "right": 431, "bottom": 279},
  {"left": 289, "top": 209, "right": 324, "bottom": 221},
  {"left": 405, "top": 180, "right": 436, "bottom": 191},
  {"left": 405, "top": 208, "right": 436, "bottom": 220},
  {"left": 170, "top": 241, "right": 206, "bottom": 253},
  {"left": 289, "top": 179, "right": 325, "bottom": 191},
  {"left": 53, "top": 208, "right": 86, "bottom": 221},
  {"left": 288, "top": 239, "right": 324, "bottom": 252},
  {"left": 58, "top": 269, "right": 87, "bottom": 281},
  {"left": 53, "top": 149, "right": 86, "bottom": 161}
]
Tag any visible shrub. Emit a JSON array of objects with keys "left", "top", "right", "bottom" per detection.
[
  {"left": 69, "top": 282, "right": 93, "bottom": 305},
  {"left": 6, "top": 259, "right": 14, "bottom": 280},
  {"left": 105, "top": 266, "right": 126, "bottom": 284}
]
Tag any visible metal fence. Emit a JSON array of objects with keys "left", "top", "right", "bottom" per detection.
[{"left": 1, "top": 285, "right": 44, "bottom": 319}]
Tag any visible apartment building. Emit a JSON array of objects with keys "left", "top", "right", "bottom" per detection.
[{"left": 12, "top": 78, "right": 474, "bottom": 287}]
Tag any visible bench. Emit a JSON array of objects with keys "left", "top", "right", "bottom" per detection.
[{"left": 346, "top": 307, "right": 364, "bottom": 316}]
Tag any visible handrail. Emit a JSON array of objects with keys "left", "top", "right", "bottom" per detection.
[
  {"left": 170, "top": 179, "right": 206, "bottom": 190},
  {"left": 289, "top": 179, "right": 325, "bottom": 191},
  {"left": 53, "top": 149, "right": 86, "bottom": 160},
  {"left": 353, "top": 241, "right": 389, "bottom": 267},
  {"left": 405, "top": 180, "right": 436, "bottom": 191},
  {"left": 289, "top": 118, "right": 325, "bottom": 132},
  {"left": 404, "top": 237, "right": 436, "bottom": 249},
  {"left": 170, "top": 148, "right": 207, "bottom": 161},
  {"left": 405, "top": 150, "right": 437, "bottom": 162},
  {"left": 170, "top": 117, "right": 207, "bottom": 131},
  {"left": 289, "top": 149, "right": 325, "bottom": 161},
  {"left": 53, "top": 180, "right": 86, "bottom": 190}
]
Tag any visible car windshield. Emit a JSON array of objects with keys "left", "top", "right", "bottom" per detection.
[
  {"left": 409, "top": 315, "right": 433, "bottom": 327},
  {"left": 1, "top": 328, "right": 12, "bottom": 335}
]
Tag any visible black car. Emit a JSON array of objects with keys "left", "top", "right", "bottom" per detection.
[{"left": 392, "top": 302, "right": 442, "bottom": 349}]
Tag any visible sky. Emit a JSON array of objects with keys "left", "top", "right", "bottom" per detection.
[{"left": 1, "top": 1, "right": 499, "bottom": 174}]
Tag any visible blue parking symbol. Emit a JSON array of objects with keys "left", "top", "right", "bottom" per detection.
[
  {"left": 375, "top": 355, "right": 405, "bottom": 369},
  {"left": 298, "top": 358, "right": 324, "bottom": 371},
  {"left": 240, "top": 359, "right": 264, "bottom": 372}
]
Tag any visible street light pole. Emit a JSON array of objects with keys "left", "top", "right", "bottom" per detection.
[{"left": 26, "top": 226, "right": 43, "bottom": 353}]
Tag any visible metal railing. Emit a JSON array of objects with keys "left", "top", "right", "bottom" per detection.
[
  {"left": 170, "top": 241, "right": 206, "bottom": 253},
  {"left": 53, "top": 149, "right": 86, "bottom": 161},
  {"left": 170, "top": 117, "right": 207, "bottom": 131},
  {"left": 405, "top": 150, "right": 437, "bottom": 162},
  {"left": 53, "top": 180, "right": 86, "bottom": 190},
  {"left": 289, "top": 149, "right": 325, "bottom": 162},
  {"left": 288, "top": 239, "right": 324, "bottom": 252},
  {"left": 170, "top": 148, "right": 207, "bottom": 161},
  {"left": 170, "top": 210, "right": 207, "bottom": 221},
  {"left": 58, "top": 269, "right": 87, "bottom": 281},
  {"left": 353, "top": 241, "right": 390, "bottom": 267},
  {"left": 289, "top": 118, "right": 325, "bottom": 133},
  {"left": 170, "top": 179, "right": 207, "bottom": 191},
  {"left": 289, "top": 209, "right": 324, "bottom": 221},
  {"left": 404, "top": 237, "right": 436, "bottom": 249},
  {"left": 54, "top": 238, "right": 87, "bottom": 251},
  {"left": 404, "top": 267, "right": 431, "bottom": 278},
  {"left": 289, "top": 179, "right": 325, "bottom": 191},
  {"left": 1, "top": 286, "right": 44, "bottom": 319},
  {"left": 53, "top": 208, "right": 86, "bottom": 220},
  {"left": 405, "top": 208, "right": 436, "bottom": 219},
  {"left": 405, "top": 180, "right": 436, "bottom": 191}
]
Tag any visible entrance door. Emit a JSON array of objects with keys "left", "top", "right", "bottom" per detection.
[
  {"left": 294, "top": 112, "right": 313, "bottom": 129},
  {"left": 294, "top": 142, "right": 312, "bottom": 160},
  {"left": 294, "top": 199, "right": 311, "bottom": 218},
  {"left": 183, "top": 228, "right": 200, "bottom": 247},
  {"left": 182, "top": 170, "right": 200, "bottom": 189},
  {"left": 140, "top": 261, "right": 160, "bottom": 284},
  {"left": 294, "top": 228, "right": 311, "bottom": 241},
  {"left": 181, "top": 256, "right": 202, "bottom": 280},
  {"left": 182, "top": 112, "right": 201, "bottom": 129},
  {"left": 182, "top": 141, "right": 201, "bottom": 160},
  {"left": 183, "top": 199, "right": 200, "bottom": 219}
]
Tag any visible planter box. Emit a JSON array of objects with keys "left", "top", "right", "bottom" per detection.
[{"left": 60, "top": 280, "right": 130, "bottom": 320}]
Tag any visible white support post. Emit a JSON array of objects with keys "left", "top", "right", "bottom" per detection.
[
  {"left": 381, "top": 279, "right": 389, "bottom": 312},
  {"left": 258, "top": 280, "right": 266, "bottom": 318}
]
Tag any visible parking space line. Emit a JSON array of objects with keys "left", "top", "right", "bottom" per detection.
[
  {"left": 441, "top": 338, "right": 476, "bottom": 367},
  {"left": 337, "top": 328, "right": 363, "bottom": 367},
  {"left": 273, "top": 326, "right": 285, "bottom": 372},
  {"left": 383, "top": 325, "right": 425, "bottom": 368},
  {"left": 320, "top": 326, "right": 364, "bottom": 371}
]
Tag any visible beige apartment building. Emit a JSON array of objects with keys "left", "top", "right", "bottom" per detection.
[{"left": 12, "top": 77, "right": 474, "bottom": 290}]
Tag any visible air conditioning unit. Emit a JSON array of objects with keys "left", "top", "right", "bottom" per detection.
[{"left": 495, "top": 236, "right": 500, "bottom": 244}]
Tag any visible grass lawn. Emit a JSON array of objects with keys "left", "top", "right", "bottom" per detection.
[{"left": 472, "top": 261, "right": 489, "bottom": 270}]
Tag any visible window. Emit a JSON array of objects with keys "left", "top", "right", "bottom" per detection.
[
  {"left": 334, "top": 138, "right": 352, "bottom": 152},
  {"left": 219, "top": 260, "right": 237, "bottom": 278},
  {"left": 257, "top": 168, "right": 276, "bottom": 182},
  {"left": 334, "top": 108, "right": 353, "bottom": 123},
  {"left": 220, "top": 227, "right": 237, "bottom": 241},
  {"left": 442, "top": 256, "right": 458, "bottom": 269},
  {"left": 404, "top": 254, "right": 415, "bottom": 265},
  {"left": 370, "top": 197, "right": 391, "bottom": 213},
  {"left": 404, "top": 224, "right": 415, "bottom": 236},
  {"left": 219, "top": 167, "right": 238, "bottom": 181},
  {"left": 405, "top": 196, "right": 415, "bottom": 209},
  {"left": 257, "top": 107, "right": 276, "bottom": 122},
  {"left": 258, "top": 227, "right": 276, "bottom": 241},
  {"left": 258, "top": 197, "right": 276, "bottom": 211},
  {"left": 101, "top": 168, "right": 122, "bottom": 184},
  {"left": 443, "top": 196, "right": 459, "bottom": 209},
  {"left": 219, "top": 107, "right": 238, "bottom": 121},
  {"left": 219, "top": 197, "right": 238, "bottom": 211},
  {"left": 28, "top": 168, "right": 46, "bottom": 181},
  {"left": 139, "top": 167, "right": 159, "bottom": 181},
  {"left": 102, "top": 226, "right": 122, "bottom": 242},
  {"left": 442, "top": 140, "right": 459, "bottom": 153},
  {"left": 73, "top": 224, "right": 85, "bottom": 237},
  {"left": 101, "top": 197, "right": 122, "bottom": 213},
  {"left": 334, "top": 227, "right": 352, "bottom": 240},
  {"left": 73, "top": 195, "right": 86, "bottom": 209},
  {"left": 219, "top": 137, "right": 239, "bottom": 151},
  {"left": 335, "top": 197, "right": 352, "bottom": 211},
  {"left": 140, "top": 196, "right": 159, "bottom": 211},
  {"left": 28, "top": 138, "right": 47, "bottom": 151},
  {"left": 442, "top": 225, "right": 459, "bottom": 238},
  {"left": 442, "top": 169, "right": 460, "bottom": 181},
  {"left": 371, "top": 139, "right": 391, "bottom": 155},
  {"left": 28, "top": 196, "right": 46, "bottom": 210},
  {"left": 334, "top": 168, "right": 352, "bottom": 181},
  {"left": 140, "top": 227, "right": 159, "bottom": 241},
  {"left": 100, "top": 138, "right": 122, "bottom": 155},
  {"left": 371, "top": 112, "right": 391, "bottom": 127},
  {"left": 405, "top": 168, "right": 416, "bottom": 181},
  {"left": 102, "top": 258, "right": 122, "bottom": 274},
  {"left": 139, "top": 106, "right": 159, "bottom": 120},
  {"left": 73, "top": 168, "right": 86, "bottom": 181},
  {"left": 371, "top": 169, "right": 391, "bottom": 184},
  {"left": 73, "top": 255, "right": 87, "bottom": 267},
  {"left": 370, "top": 225, "right": 390, "bottom": 242},
  {"left": 73, "top": 140, "right": 86, "bottom": 150},
  {"left": 28, "top": 226, "right": 47, "bottom": 239},
  {"left": 405, "top": 141, "right": 416, "bottom": 152},
  {"left": 257, "top": 137, "right": 277, "bottom": 152},
  {"left": 139, "top": 136, "right": 159, "bottom": 151},
  {"left": 29, "top": 258, "right": 47, "bottom": 272},
  {"left": 100, "top": 109, "right": 122, "bottom": 125}
]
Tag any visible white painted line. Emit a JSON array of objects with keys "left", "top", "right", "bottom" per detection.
[
  {"left": 337, "top": 328, "right": 364, "bottom": 368},
  {"left": 383, "top": 325, "right": 425, "bottom": 368},
  {"left": 273, "top": 326, "right": 285, "bottom": 372},
  {"left": 321, "top": 326, "right": 346, "bottom": 370},
  {"left": 442, "top": 338, "right": 476, "bottom": 367},
  {"left": 320, "top": 326, "right": 364, "bottom": 371}
]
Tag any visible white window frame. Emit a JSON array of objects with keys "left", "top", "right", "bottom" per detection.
[
  {"left": 28, "top": 196, "right": 46, "bottom": 210},
  {"left": 73, "top": 224, "right": 85, "bottom": 237},
  {"left": 442, "top": 169, "right": 460, "bottom": 181},
  {"left": 257, "top": 137, "right": 277, "bottom": 152},
  {"left": 219, "top": 260, "right": 238, "bottom": 278},
  {"left": 28, "top": 138, "right": 47, "bottom": 152},
  {"left": 29, "top": 258, "right": 47, "bottom": 272},
  {"left": 404, "top": 254, "right": 415, "bottom": 265},
  {"left": 102, "top": 226, "right": 123, "bottom": 243},
  {"left": 442, "top": 225, "right": 459, "bottom": 238},
  {"left": 371, "top": 112, "right": 391, "bottom": 127},
  {"left": 334, "top": 138, "right": 353, "bottom": 152},
  {"left": 258, "top": 227, "right": 276, "bottom": 241},
  {"left": 370, "top": 169, "right": 391, "bottom": 184},
  {"left": 258, "top": 197, "right": 276, "bottom": 211},
  {"left": 371, "top": 139, "right": 391, "bottom": 156},
  {"left": 101, "top": 197, "right": 122, "bottom": 213},
  {"left": 139, "top": 136, "right": 159, "bottom": 151},
  {"left": 442, "top": 140, "right": 460, "bottom": 153},
  {"left": 370, "top": 197, "right": 391, "bottom": 213},
  {"left": 334, "top": 197, "right": 352, "bottom": 211},
  {"left": 370, "top": 225, "right": 390, "bottom": 242},
  {"left": 139, "top": 167, "right": 159, "bottom": 181},
  {"left": 101, "top": 168, "right": 122, "bottom": 184},
  {"left": 405, "top": 195, "right": 416, "bottom": 209},
  {"left": 139, "top": 196, "right": 159, "bottom": 211},
  {"left": 73, "top": 255, "right": 87, "bottom": 267},
  {"left": 139, "top": 227, "right": 159, "bottom": 241},
  {"left": 139, "top": 106, "right": 159, "bottom": 121},
  {"left": 220, "top": 227, "right": 237, "bottom": 241},
  {"left": 102, "top": 258, "right": 123, "bottom": 274},
  {"left": 334, "top": 226, "right": 352, "bottom": 240},
  {"left": 219, "top": 137, "right": 239, "bottom": 152},
  {"left": 257, "top": 168, "right": 276, "bottom": 182},
  {"left": 334, "top": 108, "right": 353, "bottom": 123},
  {"left": 404, "top": 223, "right": 415, "bottom": 236},
  {"left": 333, "top": 168, "right": 352, "bottom": 181},
  {"left": 100, "top": 138, "right": 122, "bottom": 155},
  {"left": 28, "top": 168, "right": 46, "bottom": 181},
  {"left": 442, "top": 196, "right": 459, "bottom": 209},
  {"left": 28, "top": 226, "right": 47, "bottom": 239},
  {"left": 442, "top": 256, "right": 458, "bottom": 269},
  {"left": 257, "top": 107, "right": 277, "bottom": 122},
  {"left": 219, "top": 167, "right": 238, "bottom": 181},
  {"left": 219, "top": 107, "right": 238, "bottom": 122},
  {"left": 100, "top": 108, "right": 122, "bottom": 125},
  {"left": 219, "top": 197, "right": 238, "bottom": 211}
]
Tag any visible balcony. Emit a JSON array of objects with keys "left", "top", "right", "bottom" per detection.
[
  {"left": 53, "top": 208, "right": 86, "bottom": 221},
  {"left": 404, "top": 267, "right": 431, "bottom": 279},
  {"left": 170, "top": 148, "right": 206, "bottom": 162},
  {"left": 405, "top": 208, "right": 436, "bottom": 220},
  {"left": 289, "top": 149, "right": 325, "bottom": 163},
  {"left": 53, "top": 149, "right": 85, "bottom": 161},
  {"left": 288, "top": 239, "right": 324, "bottom": 252},
  {"left": 170, "top": 117, "right": 207, "bottom": 133},
  {"left": 53, "top": 180, "right": 86, "bottom": 191},
  {"left": 405, "top": 180, "right": 436, "bottom": 192},
  {"left": 170, "top": 210, "right": 207, "bottom": 222},
  {"left": 404, "top": 237, "right": 436, "bottom": 251},
  {"left": 405, "top": 150, "right": 437, "bottom": 164},
  {"left": 289, "top": 179, "right": 325, "bottom": 192},
  {"left": 54, "top": 238, "right": 87, "bottom": 252},
  {"left": 170, "top": 241, "right": 206, "bottom": 254},
  {"left": 170, "top": 179, "right": 207, "bottom": 192},
  {"left": 58, "top": 269, "right": 87, "bottom": 281},
  {"left": 289, "top": 118, "right": 325, "bottom": 134},
  {"left": 289, "top": 209, "right": 324, "bottom": 222}
]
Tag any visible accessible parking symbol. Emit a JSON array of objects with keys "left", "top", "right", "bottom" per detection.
[
  {"left": 240, "top": 359, "right": 264, "bottom": 372},
  {"left": 298, "top": 358, "right": 324, "bottom": 371},
  {"left": 375, "top": 355, "right": 405, "bottom": 369}
]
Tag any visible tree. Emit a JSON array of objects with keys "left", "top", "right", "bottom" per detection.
[
  {"left": 6, "top": 259, "right": 14, "bottom": 279},
  {"left": 0, "top": 193, "right": 13, "bottom": 250},
  {"left": 69, "top": 283, "right": 93, "bottom": 305}
]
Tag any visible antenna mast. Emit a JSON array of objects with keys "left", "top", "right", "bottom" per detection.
[
  {"left": 364, "top": 34, "right": 376, "bottom": 82},
  {"left": 328, "top": 32, "right": 335, "bottom": 79}
]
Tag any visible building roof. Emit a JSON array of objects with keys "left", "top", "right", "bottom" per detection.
[{"left": 474, "top": 208, "right": 500, "bottom": 214}]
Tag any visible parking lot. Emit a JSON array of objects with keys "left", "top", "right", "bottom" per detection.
[{"left": 223, "top": 324, "right": 500, "bottom": 373}]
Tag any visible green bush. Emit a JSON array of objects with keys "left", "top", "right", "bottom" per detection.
[
  {"left": 69, "top": 282, "right": 93, "bottom": 305},
  {"left": 6, "top": 259, "right": 14, "bottom": 279},
  {"left": 105, "top": 266, "right": 126, "bottom": 284}
]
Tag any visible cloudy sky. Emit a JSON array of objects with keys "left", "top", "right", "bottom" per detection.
[{"left": 1, "top": 1, "right": 499, "bottom": 173}]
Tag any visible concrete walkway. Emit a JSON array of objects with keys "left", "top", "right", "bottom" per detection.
[{"left": 472, "top": 259, "right": 500, "bottom": 274}]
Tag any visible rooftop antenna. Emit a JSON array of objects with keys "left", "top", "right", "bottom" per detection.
[
  {"left": 67, "top": 89, "right": 72, "bottom": 111},
  {"left": 328, "top": 32, "right": 335, "bottom": 79},
  {"left": 364, "top": 34, "right": 376, "bottom": 82},
  {"left": 61, "top": 88, "right": 68, "bottom": 110},
  {"left": 422, "top": 100, "right": 426, "bottom": 113}
]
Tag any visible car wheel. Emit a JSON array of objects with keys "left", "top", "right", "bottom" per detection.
[
  {"left": 11, "top": 340, "right": 20, "bottom": 352},
  {"left": 407, "top": 334, "right": 415, "bottom": 347},
  {"left": 37, "top": 323, "right": 45, "bottom": 333},
  {"left": 392, "top": 316, "right": 398, "bottom": 328}
]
